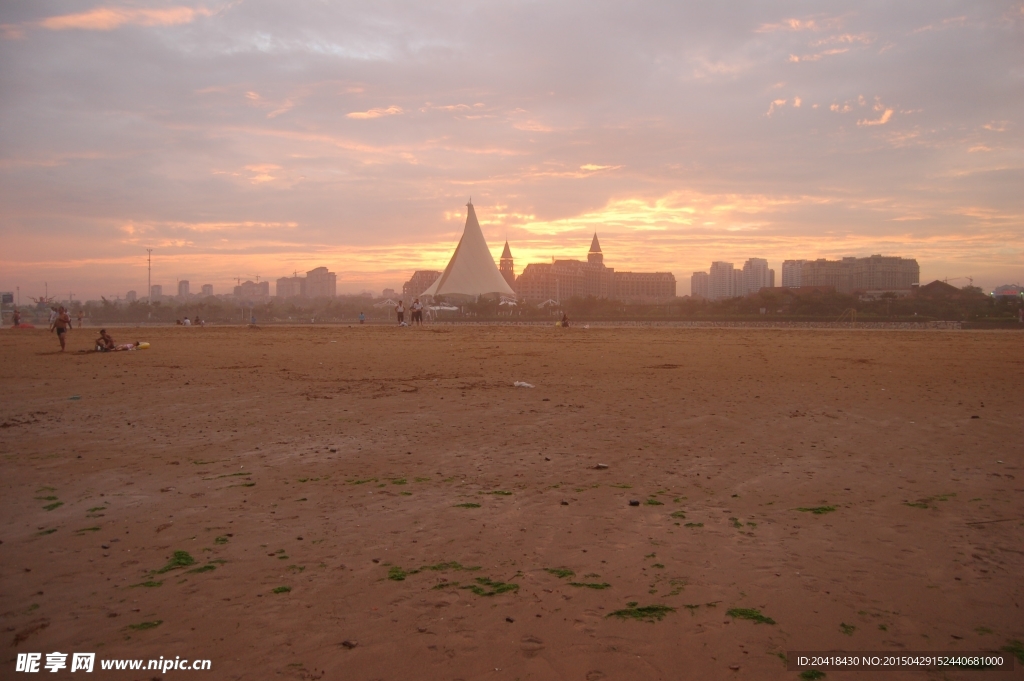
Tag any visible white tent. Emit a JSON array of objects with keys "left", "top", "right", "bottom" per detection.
[{"left": 422, "top": 201, "right": 516, "bottom": 298}]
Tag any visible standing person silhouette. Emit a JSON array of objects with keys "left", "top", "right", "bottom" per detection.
[
  {"left": 51, "top": 306, "right": 72, "bottom": 351},
  {"left": 395, "top": 300, "right": 405, "bottom": 325}
]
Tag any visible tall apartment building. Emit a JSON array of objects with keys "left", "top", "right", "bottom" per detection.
[
  {"left": 741, "top": 258, "right": 774, "bottom": 295},
  {"left": 708, "top": 262, "right": 735, "bottom": 300},
  {"left": 800, "top": 255, "right": 919, "bottom": 293},
  {"left": 781, "top": 260, "right": 806, "bottom": 287},
  {"left": 126, "top": 290, "right": 137, "bottom": 302},
  {"left": 848, "top": 255, "right": 919, "bottom": 291},
  {"left": 177, "top": 280, "right": 190, "bottom": 298},
  {"left": 150, "top": 284, "right": 163, "bottom": 300},
  {"left": 201, "top": 284, "right": 213, "bottom": 296},
  {"left": 403, "top": 271, "right": 441, "bottom": 299},
  {"left": 234, "top": 280, "right": 270, "bottom": 299},
  {"left": 276, "top": 275, "right": 306, "bottom": 298},
  {"left": 305, "top": 267, "right": 337, "bottom": 298},
  {"left": 275, "top": 266, "right": 337, "bottom": 298},
  {"left": 690, "top": 271, "right": 709, "bottom": 298}
]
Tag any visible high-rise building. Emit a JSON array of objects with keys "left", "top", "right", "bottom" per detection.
[
  {"left": 276, "top": 276, "right": 306, "bottom": 298},
  {"left": 306, "top": 267, "right": 337, "bottom": 298},
  {"left": 178, "top": 280, "right": 190, "bottom": 298},
  {"left": 201, "top": 284, "right": 213, "bottom": 296},
  {"left": 742, "top": 258, "right": 773, "bottom": 295},
  {"left": 800, "top": 255, "right": 918, "bottom": 293},
  {"left": 690, "top": 271, "right": 709, "bottom": 298},
  {"left": 126, "top": 290, "right": 137, "bottom": 302},
  {"left": 848, "top": 255, "right": 919, "bottom": 292},
  {"left": 499, "top": 241, "right": 515, "bottom": 291},
  {"left": 234, "top": 280, "right": 270, "bottom": 299},
  {"left": 403, "top": 271, "right": 441, "bottom": 299},
  {"left": 708, "top": 262, "right": 735, "bottom": 300},
  {"left": 781, "top": 260, "right": 806, "bottom": 287},
  {"left": 150, "top": 284, "right": 163, "bottom": 300}
]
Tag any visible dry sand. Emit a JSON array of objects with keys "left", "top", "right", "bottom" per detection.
[{"left": 1, "top": 325, "right": 1022, "bottom": 680}]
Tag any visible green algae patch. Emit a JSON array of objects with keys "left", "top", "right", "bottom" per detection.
[
  {"left": 796, "top": 506, "right": 835, "bottom": 515},
  {"left": 156, "top": 551, "right": 196, "bottom": 573},
  {"left": 544, "top": 568, "right": 575, "bottom": 579},
  {"left": 727, "top": 608, "right": 776, "bottom": 625}
]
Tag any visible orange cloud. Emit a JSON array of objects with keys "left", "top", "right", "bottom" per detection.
[
  {"left": 346, "top": 106, "right": 403, "bottom": 119},
  {"left": 858, "top": 109, "right": 893, "bottom": 126},
  {"left": 788, "top": 47, "right": 849, "bottom": 62},
  {"left": 39, "top": 6, "right": 212, "bottom": 31},
  {"left": 756, "top": 17, "right": 842, "bottom": 33}
]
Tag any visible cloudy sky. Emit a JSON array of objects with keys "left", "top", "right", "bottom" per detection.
[{"left": 1, "top": 0, "right": 1021, "bottom": 299}]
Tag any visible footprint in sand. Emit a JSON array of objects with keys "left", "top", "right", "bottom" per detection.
[{"left": 520, "top": 635, "right": 545, "bottom": 658}]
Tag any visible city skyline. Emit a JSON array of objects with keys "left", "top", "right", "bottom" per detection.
[{"left": 1, "top": 1, "right": 1021, "bottom": 299}]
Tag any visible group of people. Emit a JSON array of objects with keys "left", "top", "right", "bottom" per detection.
[
  {"left": 175, "top": 316, "right": 204, "bottom": 326},
  {"left": 395, "top": 298, "right": 424, "bottom": 326}
]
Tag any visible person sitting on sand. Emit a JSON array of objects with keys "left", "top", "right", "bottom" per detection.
[
  {"left": 561, "top": 312, "right": 570, "bottom": 328},
  {"left": 95, "top": 329, "right": 116, "bottom": 352}
]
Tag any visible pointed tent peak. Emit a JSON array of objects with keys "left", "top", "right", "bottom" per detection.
[
  {"left": 589, "top": 232, "right": 602, "bottom": 253},
  {"left": 501, "top": 240, "right": 512, "bottom": 259},
  {"left": 421, "top": 202, "right": 515, "bottom": 299}
]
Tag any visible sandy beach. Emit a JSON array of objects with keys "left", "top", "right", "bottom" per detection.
[{"left": 1, "top": 325, "right": 1021, "bottom": 680}]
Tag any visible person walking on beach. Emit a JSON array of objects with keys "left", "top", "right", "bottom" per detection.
[
  {"left": 395, "top": 300, "right": 405, "bottom": 325},
  {"left": 76, "top": 310, "right": 84, "bottom": 328},
  {"left": 358, "top": 311, "right": 365, "bottom": 324},
  {"left": 411, "top": 298, "right": 423, "bottom": 326},
  {"left": 50, "top": 306, "right": 72, "bottom": 351}
]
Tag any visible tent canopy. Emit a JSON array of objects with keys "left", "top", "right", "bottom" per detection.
[{"left": 423, "top": 202, "right": 516, "bottom": 298}]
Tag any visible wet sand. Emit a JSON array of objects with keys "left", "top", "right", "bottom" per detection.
[{"left": 1, "top": 325, "right": 1022, "bottom": 680}]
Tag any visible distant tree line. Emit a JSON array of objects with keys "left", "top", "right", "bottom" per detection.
[{"left": 71, "top": 285, "right": 1022, "bottom": 325}]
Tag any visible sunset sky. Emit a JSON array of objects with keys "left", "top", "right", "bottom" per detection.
[{"left": 1, "top": 1, "right": 1021, "bottom": 300}]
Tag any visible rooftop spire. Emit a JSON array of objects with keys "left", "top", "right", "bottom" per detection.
[
  {"left": 501, "top": 240, "right": 512, "bottom": 259},
  {"left": 589, "top": 232, "right": 602, "bottom": 253}
]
